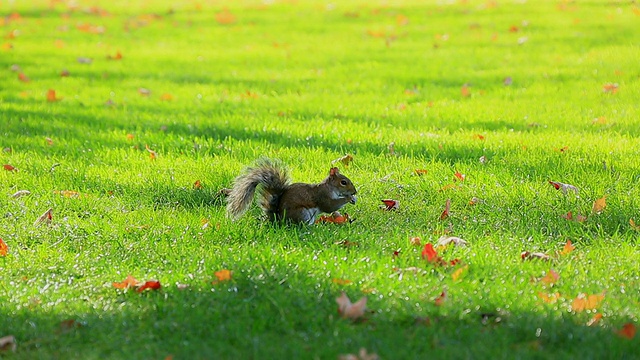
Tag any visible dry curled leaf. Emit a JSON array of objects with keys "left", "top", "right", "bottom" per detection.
[
  {"left": 112, "top": 275, "right": 139, "bottom": 289},
  {"left": 521, "top": 251, "right": 550, "bottom": 261},
  {"left": 332, "top": 154, "right": 353, "bottom": 167},
  {"left": 34, "top": 208, "right": 53, "bottom": 226},
  {"left": 0, "top": 335, "right": 16, "bottom": 352},
  {"left": 435, "top": 235, "right": 468, "bottom": 248},
  {"left": 548, "top": 181, "right": 579, "bottom": 195},
  {"left": 11, "top": 190, "right": 30, "bottom": 198},
  {"left": 336, "top": 292, "right": 367, "bottom": 320},
  {"left": 440, "top": 199, "right": 451, "bottom": 220},
  {"left": 137, "top": 280, "right": 161, "bottom": 293}
]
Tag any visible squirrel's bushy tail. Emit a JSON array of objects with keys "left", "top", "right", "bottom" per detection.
[{"left": 226, "top": 158, "right": 290, "bottom": 220}]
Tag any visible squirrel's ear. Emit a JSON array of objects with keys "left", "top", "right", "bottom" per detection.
[{"left": 329, "top": 167, "right": 339, "bottom": 176}]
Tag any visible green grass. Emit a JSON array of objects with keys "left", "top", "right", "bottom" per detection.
[{"left": 1, "top": 0, "right": 639, "bottom": 358}]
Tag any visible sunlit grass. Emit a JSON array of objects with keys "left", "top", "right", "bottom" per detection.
[{"left": 1, "top": 0, "right": 639, "bottom": 358}]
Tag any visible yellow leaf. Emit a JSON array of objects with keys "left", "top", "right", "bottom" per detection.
[
  {"left": 451, "top": 265, "right": 468, "bottom": 281},
  {"left": 213, "top": 269, "right": 232, "bottom": 283}
]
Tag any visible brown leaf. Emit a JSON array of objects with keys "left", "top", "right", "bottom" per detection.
[
  {"left": 332, "top": 154, "right": 353, "bottom": 167},
  {"left": 0, "top": 335, "right": 16, "bottom": 352},
  {"left": 439, "top": 199, "right": 451, "bottom": 220},
  {"left": 3, "top": 164, "right": 16, "bottom": 171},
  {"left": 521, "top": 251, "right": 549, "bottom": 261},
  {"left": 592, "top": 196, "right": 606, "bottom": 214},
  {"left": 435, "top": 235, "right": 468, "bottom": 248},
  {"left": 336, "top": 292, "right": 367, "bottom": 320}
]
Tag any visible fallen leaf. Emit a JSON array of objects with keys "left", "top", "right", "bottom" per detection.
[
  {"left": 160, "top": 93, "right": 173, "bottom": 101},
  {"left": 145, "top": 144, "right": 157, "bottom": 160},
  {"left": 0, "top": 238, "right": 8, "bottom": 256},
  {"left": 461, "top": 84, "right": 471, "bottom": 97},
  {"left": 414, "top": 169, "right": 428, "bottom": 176},
  {"left": 336, "top": 292, "right": 367, "bottom": 320},
  {"left": 137, "top": 280, "right": 161, "bottom": 293},
  {"left": 3, "top": 164, "right": 16, "bottom": 171},
  {"left": 47, "top": 89, "right": 61, "bottom": 102},
  {"left": 193, "top": 180, "right": 203, "bottom": 189},
  {"left": 454, "top": 172, "right": 465, "bottom": 181},
  {"left": 0, "top": 335, "right": 16, "bottom": 352},
  {"left": 18, "top": 72, "right": 30, "bottom": 82},
  {"left": 451, "top": 265, "right": 468, "bottom": 281},
  {"left": 55, "top": 190, "right": 80, "bottom": 198},
  {"left": 603, "top": 83, "right": 619, "bottom": 94},
  {"left": 107, "top": 51, "right": 122, "bottom": 60},
  {"left": 138, "top": 88, "right": 151, "bottom": 96},
  {"left": 409, "top": 237, "right": 421, "bottom": 246},
  {"left": 435, "top": 235, "right": 468, "bottom": 248},
  {"left": 45, "top": 137, "right": 54, "bottom": 145},
  {"left": 521, "top": 251, "right": 550, "bottom": 261},
  {"left": 440, "top": 199, "right": 451, "bottom": 220},
  {"left": 560, "top": 239, "right": 575, "bottom": 255},
  {"left": 380, "top": 199, "right": 399, "bottom": 210},
  {"left": 33, "top": 208, "right": 53, "bottom": 226},
  {"left": 126, "top": 133, "right": 135, "bottom": 140},
  {"left": 421, "top": 243, "right": 438, "bottom": 262},
  {"left": 317, "top": 212, "right": 352, "bottom": 224},
  {"left": 112, "top": 275, "right": 139, "bottom": 289},
  {"left": 587, "top": 313, "right": 603, "bottom": 326},
  {"left": 630, "top": 218, "right": 640, "bottom": 231},
  {"left": 540, "top": 269, "right": 560, "bottom": 285},
  {"left": 77, "top": 56, "right": 93, "bottom": 64},
  {"left": 215, "top": 10, "right": 236, "bottom": 25},
  {"left": 592, "top": 196, "right": 606, "bottom": 214},
  {"left": 548, "top": 181, "right": 579, "bottom": 195},
  {"left": 332, "top": 278, "right": 352, "bottom": 285},
  {"left": 571, "top": 292, "right": 605, "bottom": 312},
  {"left": 473, "top": 134, "right": 485, "bottom": 141},
  {"left": 213, "top": 269, "right": 232, "bottom": 283},
  {"left": 434, "top": 289, "right": 447, "bottom": 306},
  {"left": 469, "top": 196, "right": 482, "bottom": 205},
  {"left": 616, "top": 323, "right": 636, "bottom": 340},
  {"left": 538, "top": 292, "right": 562, "bottom": 304},
  {"left": 561, "top": 211, "right": 587, "bottom": 222},
  {"left": 339, "top": 348, "right": 379, "bottom": 360},
  {"left": 59, "top": 319, "right": 84, "bottom": 332},
  {"left": 332, "top": 154, "right": 353, "bottom": 167}
]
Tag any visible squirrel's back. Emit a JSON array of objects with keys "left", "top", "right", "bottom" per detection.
[{"left": 226, "top": 158, "right": 290, "bottom": 220}]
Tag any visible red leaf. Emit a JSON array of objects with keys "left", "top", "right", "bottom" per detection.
[
  {"left": 440, "top": 199, "right": 451, "bottom": 220},
  {"left": 380, "top": 199, "right": 399, "bottom": 210},
  {"left": 617, "top": 323, "right": 637, "bottom": 340},
  {"left": 3, "top": 164, "right": 16, "bottom": 171},
  {"left": 421, "top": 243, "right": 438, "bottom": 262},
  {"left": 18, "top": 72, "right": 30, "bottom": 82},
  {"left": 454, "top": 172, "right": 465, "bottom": 181},
  {"left": 434, "top": 290, "right": 447, "bottom": 306},
  {"left": 137, "top": 280, "right": 161, "bottom": 293}
]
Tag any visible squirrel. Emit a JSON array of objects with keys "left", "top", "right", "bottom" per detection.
[{"left": 225, "top": 158, "right": 357, "bottom": 224}]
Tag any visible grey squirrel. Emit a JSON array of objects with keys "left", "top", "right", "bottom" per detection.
[{"left": 226, "top": 159, "right": 357, "bottom": 224}]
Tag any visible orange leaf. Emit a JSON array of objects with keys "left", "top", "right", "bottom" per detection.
[
  {"left": 587, "top": 313, "right": 603, "bottom": 327},
  {"left": 560, "top": 239, "right": 575, "bottom": 255},
  {"left": 215, "top": 10, "right": 236, "bottom": 25},
  {"left": 592, "top": 196, "right": 606, "bottom": 214},
  {"left": 137, "top": 280, "right": 161, "bottom": 293},
  {"left": 126, "top": 133, "right": 135, "bottom": 140},
  {"left": 193, "top": 180, "right": 203, "bottom": 189},
  {"left": 112, "top": 275, "right": 139, "bottom": 289},
  {"left": 540, "top": 269, "right": 559, "bottom": 285},
  {"left": 3, "top": 164, "right": 16, "bottom": 171},
  {"left": 630, "top": 218, "right": 640, "bottom": 231},
  {"left": 47, "top": 89, "right": 61, "bottom": 102},
  {"left": 616, "top": 323, "right": 637, "bottom": 340},
  {"left": 107, "top": 51, "right": 122, "bottom": 60},
  {"left": 454, "top": 172, "right": 465, "bottom": 181},
  {"left": 18, "top": 72, "right": 30, "bottom": 82},
  {"left": 461, "top": 84, "right": 471, "bottom": 97},
  {"left": 538, "top": 292, "right": 561, "bottom": 304},
  {"left": 602, "top": 83, "right": 619, "bottom": 94},
  {"left": 214, "top": 269, "right": 232, "bottom": 283},
  {"left": 414, "top": 169, "right": 428, "bottom": 176},
  {"left": 316, "top": 212, "right": 352, "bottom": 224},
  {"left": 160, "top": 93, "right": 173, "bottom": 101},
  {"left": 571, "top": 293, "right": 605, "bottom": 312},
  {"left": 440, "top": 199, "right": 451, "bottom": 220},
  {"left": 332, "top": 278, "right": 352, "bottom": 285},
  {"left": 0, "top": 238, "right": 8, "bottom": 256}
]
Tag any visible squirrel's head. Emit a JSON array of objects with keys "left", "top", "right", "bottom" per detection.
[{"left": 328, "top": 167, "right": 357, "bottom": 204}]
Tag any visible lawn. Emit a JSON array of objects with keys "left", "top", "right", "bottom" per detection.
[{"left": 1, "top": 0, "right": 639, "bottom": 359}]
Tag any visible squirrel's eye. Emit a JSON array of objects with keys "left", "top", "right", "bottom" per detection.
[{"left": 340, "top": 180, "right": 348, "bottom": 186}]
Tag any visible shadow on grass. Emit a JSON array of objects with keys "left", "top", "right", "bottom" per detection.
[{"left": 2, "top": 260, "right": 636, "bottom": 359}]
